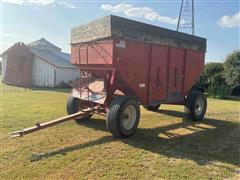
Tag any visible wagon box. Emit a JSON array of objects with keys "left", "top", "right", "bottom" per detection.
[
  {"left": 11, "top": 15, "right": 207, "bottom": 139},
  {"left": 71, "top": 16, "right": 206, "bottom": 102}
]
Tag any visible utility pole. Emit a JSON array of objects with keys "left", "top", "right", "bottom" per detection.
[{"left": 177, "top": 0, "right": 195, "bottom": 35}]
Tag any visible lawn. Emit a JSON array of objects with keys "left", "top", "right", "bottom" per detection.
[{"left": 0, "top": 83, "right": 239, "bottom": 179}]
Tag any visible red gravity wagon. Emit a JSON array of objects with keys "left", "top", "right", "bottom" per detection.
[{"left": 12, "top": 15, "right": 207, "bottom": 139}]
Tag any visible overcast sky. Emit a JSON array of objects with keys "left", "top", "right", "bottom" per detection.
[{"left": 1, "top": 0, "right": 239, "bottom": 62}]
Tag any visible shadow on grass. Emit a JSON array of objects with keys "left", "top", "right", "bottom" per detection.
[
  {"left": 224, "top": 96, "right": 240, "bottom": 102},
  {"left": 30, "top": 136, "right": 114, "bottom": 162},
  {"left": 31, "top": 110, "right": 240, "bottom": 166},
  {"left": 29, "top": 87, "right": 71, "bottom": 93}
]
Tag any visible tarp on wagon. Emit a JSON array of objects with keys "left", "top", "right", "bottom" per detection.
[{"left": 71, "top": 15, "right": 206, "bottom": 51}]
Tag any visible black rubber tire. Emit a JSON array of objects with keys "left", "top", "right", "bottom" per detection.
[
  {"left": 66, "top": 96, "right": 92, "bottom": 122},
  {"left": 144, "top": 104, "right": 161, "bottom": 111},
  {"left": 185, "top": 91, "right": 207, "bottom": 121},
  {"left": 106, "top": 96, "right": 140, "bottom": 138}
]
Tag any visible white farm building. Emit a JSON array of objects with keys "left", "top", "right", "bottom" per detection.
[{"left": 1, "top": 38, "right": 79, "bottom": 87}]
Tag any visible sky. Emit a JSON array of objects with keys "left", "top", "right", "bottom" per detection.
[{"left": 1, "top": 0, "right": 239, "bottom": 63}]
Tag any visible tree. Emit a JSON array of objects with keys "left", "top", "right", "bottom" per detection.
[{"left": 223, "top": 50, "right": 240, "bottom": 89}]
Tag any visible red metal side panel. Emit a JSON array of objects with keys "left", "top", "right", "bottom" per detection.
[
  {"left": 184, "top": 50, "right": 205, "bottom": 95},
  {"left": 70, "top": 38, "right": 205, "bottom": 105},
  {"left": 114, "top": 40, "right": 150, "bottom": 103},
  {"left": 71, "top": 40, "right": 113, "bottom": 65},
  {"left": 71, "top": 45, "right": 80, "bottom": 65},
  {"left": 168, "top": 48, "right": 185, "bottom": 101},
  {"left": 149, "top": 45, "right": 169, "bottom": 102}
]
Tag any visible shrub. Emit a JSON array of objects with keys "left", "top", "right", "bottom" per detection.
[
  {"left": 203, "top": 63, "right": 224, "bottom": 90},
  {"left": 192, "top": 62, "right": 231, "bottom": 99},
  {"left": 223, "top": 50, "right": 240, "bottom": 92},
  {"left": 208, "top": 83, "right": 230, "bottom": 99},
  {"left": 207, "top": 72, "right": 230, "bottom": 99},
  {"left": 232, "top": 85, "right": 240, "bottom": 96},
  {"left": 192, "top": 50, "right": 240, "bottom": 98}
]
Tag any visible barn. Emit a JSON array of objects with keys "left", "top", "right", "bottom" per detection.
[{"left": 1, "top": 38, "right": 80, "bottom": 88}]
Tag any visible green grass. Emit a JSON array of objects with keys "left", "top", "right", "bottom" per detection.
[{"left": 1, "top": 83, "right": 239, "bottom": 179}]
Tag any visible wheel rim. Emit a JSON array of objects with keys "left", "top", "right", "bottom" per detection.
[
  {"left": 122, "top": 104, "right": 137, "bottom": 130},
  {"left": 194, "top": 97, "right": 204, "bottom": 115}
]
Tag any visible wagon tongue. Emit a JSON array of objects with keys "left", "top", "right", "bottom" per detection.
[{"left": 10, "top": 109, "right": 93, "bottom": 138}]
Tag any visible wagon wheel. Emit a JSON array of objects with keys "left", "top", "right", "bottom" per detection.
[
  {"left": 106, "top": 96, "right": 140, "bottom": 138},
  {"left": 184, "top": 91, "right": 207, "bottom": 121},
  {"left": 66, "top": 96, "right": 93, "bottom": 123},
  {"left": 144, "top": 104, "right": 161, "bottom": 111}
]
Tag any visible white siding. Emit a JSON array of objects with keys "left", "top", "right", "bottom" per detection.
[
  {"left": 2, "top": 55, "right": 7, "bottom": 82},
  {"left": 32, "top": 55, "right": 55, "bottom": 87},
  {"left": 56, "top": 67, "right": 80, "bottom": 86},
  {"left": 32, "top": 55, "right": 80, "bottom": 87}
]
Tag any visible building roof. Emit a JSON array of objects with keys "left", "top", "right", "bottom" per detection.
[
  {"left": 1, "top": 38, "right": 75, "bottom": 68},
  {"left": 28, "top": 46, "right": 73, "bottom": 67},
  {"left": 27, "top": 38, "right": 75, "bottom": 68},
  {"left": 28, "top": 38, "right": 62, "bottom": 52}
]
